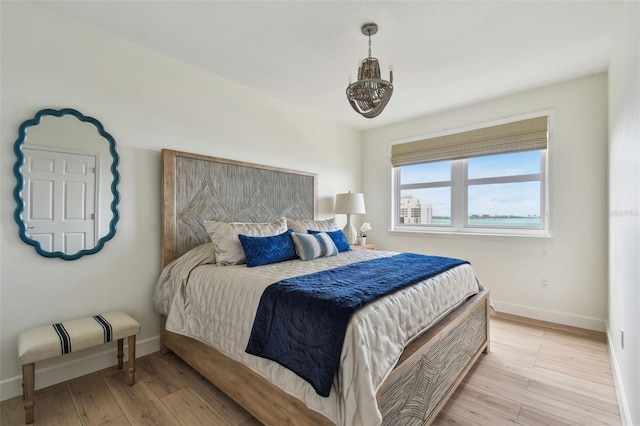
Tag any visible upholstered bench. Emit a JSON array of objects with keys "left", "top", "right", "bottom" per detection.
[{"left": 18, "top": 311, "right": 140, "bottom": 424}]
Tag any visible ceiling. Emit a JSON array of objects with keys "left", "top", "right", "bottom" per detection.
[{"left": 31, "top": 1, "right": 618, "bottom": 131}]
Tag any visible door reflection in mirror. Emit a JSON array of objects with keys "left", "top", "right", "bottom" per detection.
[
  {"left": 23, "top": 147, "right": 97, "bottom": 253},
  {"left": 13, "top": 108, "right": 120, "bottom": 260}
]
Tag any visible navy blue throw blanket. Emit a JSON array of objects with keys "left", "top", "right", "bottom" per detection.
[{"left": 245, "top": 253, "right": 469, "bottom": 397}]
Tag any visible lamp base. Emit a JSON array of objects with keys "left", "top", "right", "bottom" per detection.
[{"left": 343, "top": 214, "right": 357, "bottom": 244}]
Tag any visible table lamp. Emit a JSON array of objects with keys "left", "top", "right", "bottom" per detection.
[{"left": 335, "top": 192, "right": 366, "bottom": 244}]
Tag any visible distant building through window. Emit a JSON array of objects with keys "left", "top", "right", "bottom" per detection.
[{"left": 400, "top": 197, "right": 432, "bottom": 224}]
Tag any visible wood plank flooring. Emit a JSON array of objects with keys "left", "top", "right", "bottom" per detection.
[{"left": 1, "top": 314, "right": 622, "bottom": 425}]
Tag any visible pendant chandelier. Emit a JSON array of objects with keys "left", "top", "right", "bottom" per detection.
[{"left": 346, "top": 23, "right": 394, "bottom": 119}]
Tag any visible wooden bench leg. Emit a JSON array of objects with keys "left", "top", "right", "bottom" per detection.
[
  {"left": 128, "top": 335, "right": 136, "bottom": 385},
  {"left": 23, "top": 363, "right": 35, "bottom": 424},
  {"left": 117, "top": 338, "right": 124, "bottom": 369}
]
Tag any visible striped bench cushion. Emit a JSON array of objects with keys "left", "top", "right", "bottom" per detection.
[{"left": 18, "top": 311, "right": 140, "bottom": 365}]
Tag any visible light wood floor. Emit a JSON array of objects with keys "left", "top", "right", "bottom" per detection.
[{"left": 1, "top": 314, "right": 622, "bottom": 425}]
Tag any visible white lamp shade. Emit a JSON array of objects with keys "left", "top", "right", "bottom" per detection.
[{"left": 334, "top": 192, "right": 366, "bottom": 214}]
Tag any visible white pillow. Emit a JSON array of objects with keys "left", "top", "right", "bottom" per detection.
[
  {"left": 287, "top": 217, "right": 338, "bottom": 234},
  {"left": 291, "top": 232, "right": 339, "bottom": 261},
  {"left": 204, "top": 217, "right": 288, "bottom": 266}
]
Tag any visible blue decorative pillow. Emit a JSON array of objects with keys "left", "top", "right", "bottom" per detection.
[
  {"left": 291, "top": 232, "right": 339, "bottom": 261},
  {"left": 308, "top": 229, "right": 351, "bottom": 252},
  {"left": 238, "top": 229, "right": 298, "bottom": 267}
]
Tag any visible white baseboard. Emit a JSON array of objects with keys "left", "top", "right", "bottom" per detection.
[
  {"left": 492, "top": 300, "right": 606, "bottom": 332},
  {"left": 606, "top": 322, "right": 632, "bottom": 426},
  {"left": 0, "top": 335, "right": 160, "bottom": 402}
]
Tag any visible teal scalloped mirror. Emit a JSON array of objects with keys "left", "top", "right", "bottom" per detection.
[{"left": 13, "top": 108, "right": 120, "bottom": 260}]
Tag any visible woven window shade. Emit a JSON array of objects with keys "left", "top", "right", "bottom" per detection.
[{"left": 391, "top": 116, "right": 548, "bottom": 167}]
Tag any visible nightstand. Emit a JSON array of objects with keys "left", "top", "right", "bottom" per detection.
[{"left": 351, "top": 243, "right": 376, "bottom": 250}]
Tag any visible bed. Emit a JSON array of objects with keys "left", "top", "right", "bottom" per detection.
[{"left": 156, "top": 149, "right": 490, "bottom": 426}]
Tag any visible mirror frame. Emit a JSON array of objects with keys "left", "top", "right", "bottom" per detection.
[{"left": 13, "top": 108, "right": 121, "bottom": 260}]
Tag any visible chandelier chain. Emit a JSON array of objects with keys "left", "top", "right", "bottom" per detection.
[{"left": 368, "top": 33, "right": 372, "bottom": 58}]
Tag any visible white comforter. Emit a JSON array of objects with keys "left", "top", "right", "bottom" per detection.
[{"left": 154, "top": 248, "right": 480, "bottom": 426}]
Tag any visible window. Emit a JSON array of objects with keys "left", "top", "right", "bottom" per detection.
[
  {"left": 398, "top": 161, "right": 452, "bottom": 225},
  {"left": 392, "top": 116, "right": 548, "bottom": 235}
]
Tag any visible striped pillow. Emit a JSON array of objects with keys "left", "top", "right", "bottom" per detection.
[
  {"left": 291, "top": 232, "right": 338, "bottom": 261},
  {"left": 308, "top": 229, "right": 351, "bottom": 252}
]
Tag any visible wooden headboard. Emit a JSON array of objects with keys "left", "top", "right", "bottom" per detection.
[{"left": 161, "top": 149, "right": 317, "bottom": 267}]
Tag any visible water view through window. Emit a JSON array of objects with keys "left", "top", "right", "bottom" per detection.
[{"left": 398, "top": 151, "right": 544, "bottom": 229}]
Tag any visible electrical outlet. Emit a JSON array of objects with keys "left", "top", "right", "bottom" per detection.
[
  {"left": 541, "top": 278, "right": 549, "bottom": 289},
  {"left": 621, "top": 329, "right": 624, "bottom": 349}
]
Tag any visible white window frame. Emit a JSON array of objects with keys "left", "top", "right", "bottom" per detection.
[{"left": 391, "top": 116, "right": 551, "bottom": 237}]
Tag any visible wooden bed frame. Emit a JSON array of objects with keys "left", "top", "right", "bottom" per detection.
[{"left": 160, "top": 149, "right": 490, "bottom": 425}]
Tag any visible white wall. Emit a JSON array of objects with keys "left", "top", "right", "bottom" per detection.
[
  {"left": 0, "top": 3, "right": 361, "bottom": 400},
  {"left": 363, "top": 74, "right": 609, "bottom": 331},
  {"left": 608, "top": 2, "right": 640, "bottom": 424}
]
